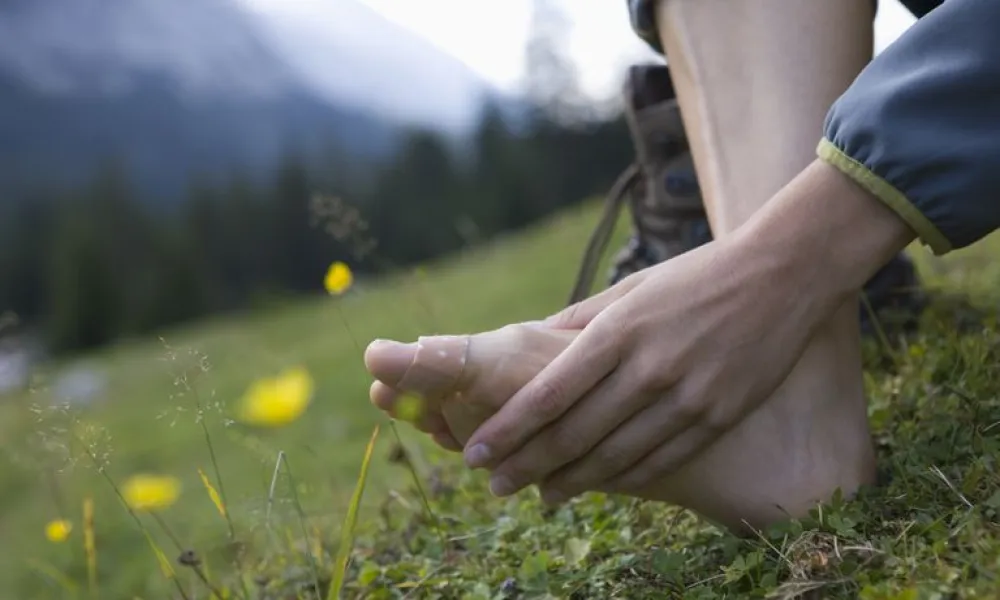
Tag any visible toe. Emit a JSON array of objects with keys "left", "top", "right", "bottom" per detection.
[
  {"left": 365, "top": 336, "right": 470, "bottom": 397},
  {"left": 369, "top": 380, "right": 400, "bottom": 411},
  {"left": 365, "top": 339, "right": 417, "bottom": 386}
]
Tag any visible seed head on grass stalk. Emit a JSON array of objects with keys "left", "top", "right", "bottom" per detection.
[{"left": 83, "top": 497, "right": 96, "bottom": 598}]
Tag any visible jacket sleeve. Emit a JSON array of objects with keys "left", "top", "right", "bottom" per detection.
[{"left": 818, "top": 0, "right": 1000, "bottom": 255}]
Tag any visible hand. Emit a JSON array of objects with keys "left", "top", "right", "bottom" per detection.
[
  {"left": 462, "top": 237, "right": 826, "bottom": 502},
  {"left": 461, "top": 160, "right": 915, "bottom": 502}
]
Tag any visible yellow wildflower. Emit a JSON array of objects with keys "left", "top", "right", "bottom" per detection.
[
  {"left": 45, "top": 519, "right": 73, "bottom": 543},
  {"left": 324, "top": 262, "right": 353, "bottom": 295},
  {"left": 122, "top": 474, "right": 181, "bottom": 512},
  {"left": 237, "top": 367, "right": 314, "bottom": 427}
]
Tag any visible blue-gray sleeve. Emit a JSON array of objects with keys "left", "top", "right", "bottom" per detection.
[{"left": 818, "top": 0, "right": 1000, "bottom": 255}]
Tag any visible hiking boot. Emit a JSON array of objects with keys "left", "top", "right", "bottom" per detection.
[
  {"left": 568, "top": 64, "right": 710, "bottom": 304},
  {"left": 570, "top": 63, "right": 926, "bottom": 335}
]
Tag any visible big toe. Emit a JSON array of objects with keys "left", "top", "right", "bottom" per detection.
[
  {"left": 364, "top": 339, "right": 417, "bottom": 386},
  {"left": 364, "top": 336, "right": 469, "bottom": 398}
]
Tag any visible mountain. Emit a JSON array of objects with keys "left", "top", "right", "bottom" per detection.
[
  {"left": 242, "top": 0, "right": 491, "bottom": 133},
  {"left": 0, "top": 0, "right": 494, "bottom": 203}
]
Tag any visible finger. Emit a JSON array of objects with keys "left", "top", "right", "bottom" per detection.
[
  {"left": 484, "top": 367, "right": 651, "bottom": 498},
  {"left": 544, "top": 274, "right": 642, "bottom": 330},
  {"left": 431, "top": 431, "right": 463, "bottom": 452},
  {"left": 599, "top": 425, "right": 722, "bottom": 495},
  {"left": 538, "top": 387, "right": 696, "bottom": 503},
  {"left": 463, "top": 316, "right": 623, "bottom": 470}
]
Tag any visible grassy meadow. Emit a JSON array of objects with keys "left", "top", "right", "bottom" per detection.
[{"left": 2, "top": 199, "right": 1000, "bottom": 599}]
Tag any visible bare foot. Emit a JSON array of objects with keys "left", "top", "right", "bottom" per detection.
[
  {"left": 365, "top": 317, "right": 876, "bottom": 532},
  {"left": 365, "top": 324, "right": 576, "bottom": 449}
]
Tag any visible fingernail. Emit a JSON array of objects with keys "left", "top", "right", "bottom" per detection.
[
  {"left": 489, "top": 474, "right": 516, "bottom": 497},
  {"left": 464, "top": 443, "right": 491, "bottom": 469}
]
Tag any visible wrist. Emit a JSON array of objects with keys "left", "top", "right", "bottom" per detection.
[{"left": 730, "top": 159, "right": 917, "bottom": 312}]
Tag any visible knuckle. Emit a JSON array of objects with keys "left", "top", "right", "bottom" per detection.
[
  {"left": 614, "top": 466, "right": 654, "bottom": 493},
  {"left": 545, "top": 423, "right": 587, "bottom": 461},
  {"left": 601, "top": 311, "right": 631, "bottom": 346},
  {"left": 671, "top": 394, "right": 705, "bottom": 423},
  {"left": 591, "top": 441, "right": 635, "bottom": 476},
  {"left": 499, "top": 460, "right": 536, "bottom": 489},
  {"left": 500, "top": 322, "right": 528, "bottom": 339},
  {"left": 529, "top": 378, "right": 567, "bottom": 421},
  {"left": 634, "top": 352, "right": 671, "bottom": 388},
  {"left": 702, "top": 404, "right": 735, "bottom": 435}
]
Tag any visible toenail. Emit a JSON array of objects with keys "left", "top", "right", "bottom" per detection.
[
  {"left": 464, "top": 443, "right": 492, "bottom": 469},
  {"left": 489, "top": 474, "right": 516, "bottom": 497},
  {"left": 368, "top": 339, "right": 408, "bottom": 351}
]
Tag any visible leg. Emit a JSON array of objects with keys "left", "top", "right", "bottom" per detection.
[
  {"left": 367, "top": 0, "right": 878, "bottom": 531},
  {"left": 626, "top": 0, "right": 877, "bottom": 526},
  {"left": 592, "top": 2, "right": 926, "bottom": 335}
]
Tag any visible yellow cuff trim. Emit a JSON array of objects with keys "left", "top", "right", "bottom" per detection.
[{"left": 817, "top": 138, "right": 952, "bottom": 256}]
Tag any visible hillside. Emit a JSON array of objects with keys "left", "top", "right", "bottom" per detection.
[
  {"left": 1, "top": 200, "right": 998, "bottom": 597},
  {"left": 0, "top": 0, "right": 494, "bottom": 203}
]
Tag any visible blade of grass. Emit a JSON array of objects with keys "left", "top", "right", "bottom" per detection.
[
  {"left": 198, "top": 467, "right": 227, "bottom": 519},
  {"left": 73, "top": 434, "right": 191, "bottom": 600},
  {"left": 387, "top": 420, "right": 445, "bottom": 547},
  {"left": 149, "top": 512, "right": 229, "bottom": 600},
  {"left": 861, "top": 291, "right": 900, "bottom": 366},
  {"left": 328, "top": 424, "right": 380, "bottom": 600},
  {"left": 172, "top": 346, "right": 251, "bottom": 600},
  {"left": 83, "top": 496, "right": 97, "bottom": 598},
  {"left": 140, "top": 527, "right": 177, "bottom": 581},
  {"left": 279, "top": 453, "right": 323, "bottom": 598},
  {"left": 266, "top": 450, "right": 285, "bottom": 527},
  {"left": 27, "top": 558, "right": 79, "bottom": 598}
]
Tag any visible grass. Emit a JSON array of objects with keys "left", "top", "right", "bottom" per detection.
[{"left": 2, "top": 199, "right": 1000, "bottom": 598}]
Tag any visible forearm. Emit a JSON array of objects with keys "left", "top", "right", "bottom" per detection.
[
  {"left": 821, "top": 0, "right": 1000, "bottom": 254},
  {"left": 730, "top": 159, "right": 916, "bottom": 315}
]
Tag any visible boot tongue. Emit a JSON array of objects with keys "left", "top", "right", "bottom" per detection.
[{"left": 622, "top": 65, "right": 687, "bottom": 167}]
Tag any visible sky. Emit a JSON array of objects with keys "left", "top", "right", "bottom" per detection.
[{"left": 245, "top": 0, "right": 919, "bottom": 99}]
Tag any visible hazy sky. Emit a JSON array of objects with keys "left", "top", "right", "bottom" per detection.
[{"left": 244, "top": 0, "right": 918, "bottom": 98}]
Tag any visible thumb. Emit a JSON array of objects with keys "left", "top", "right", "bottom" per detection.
[{"left": 545, "top": 273, "right": 642, "bottom": 329}]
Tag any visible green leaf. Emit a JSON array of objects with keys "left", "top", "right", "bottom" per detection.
[
  {"left": 519, "top": 551, "right": 551, "bottom": 589},
  {"left": 358, "top": 562, "right": 380, "bottom": 586},
  {"left": 564, "top": 538, "right": 591, "bottom": 567},
  {"left": 651, "top": 550, "right": 685, "bottom": 578}
]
